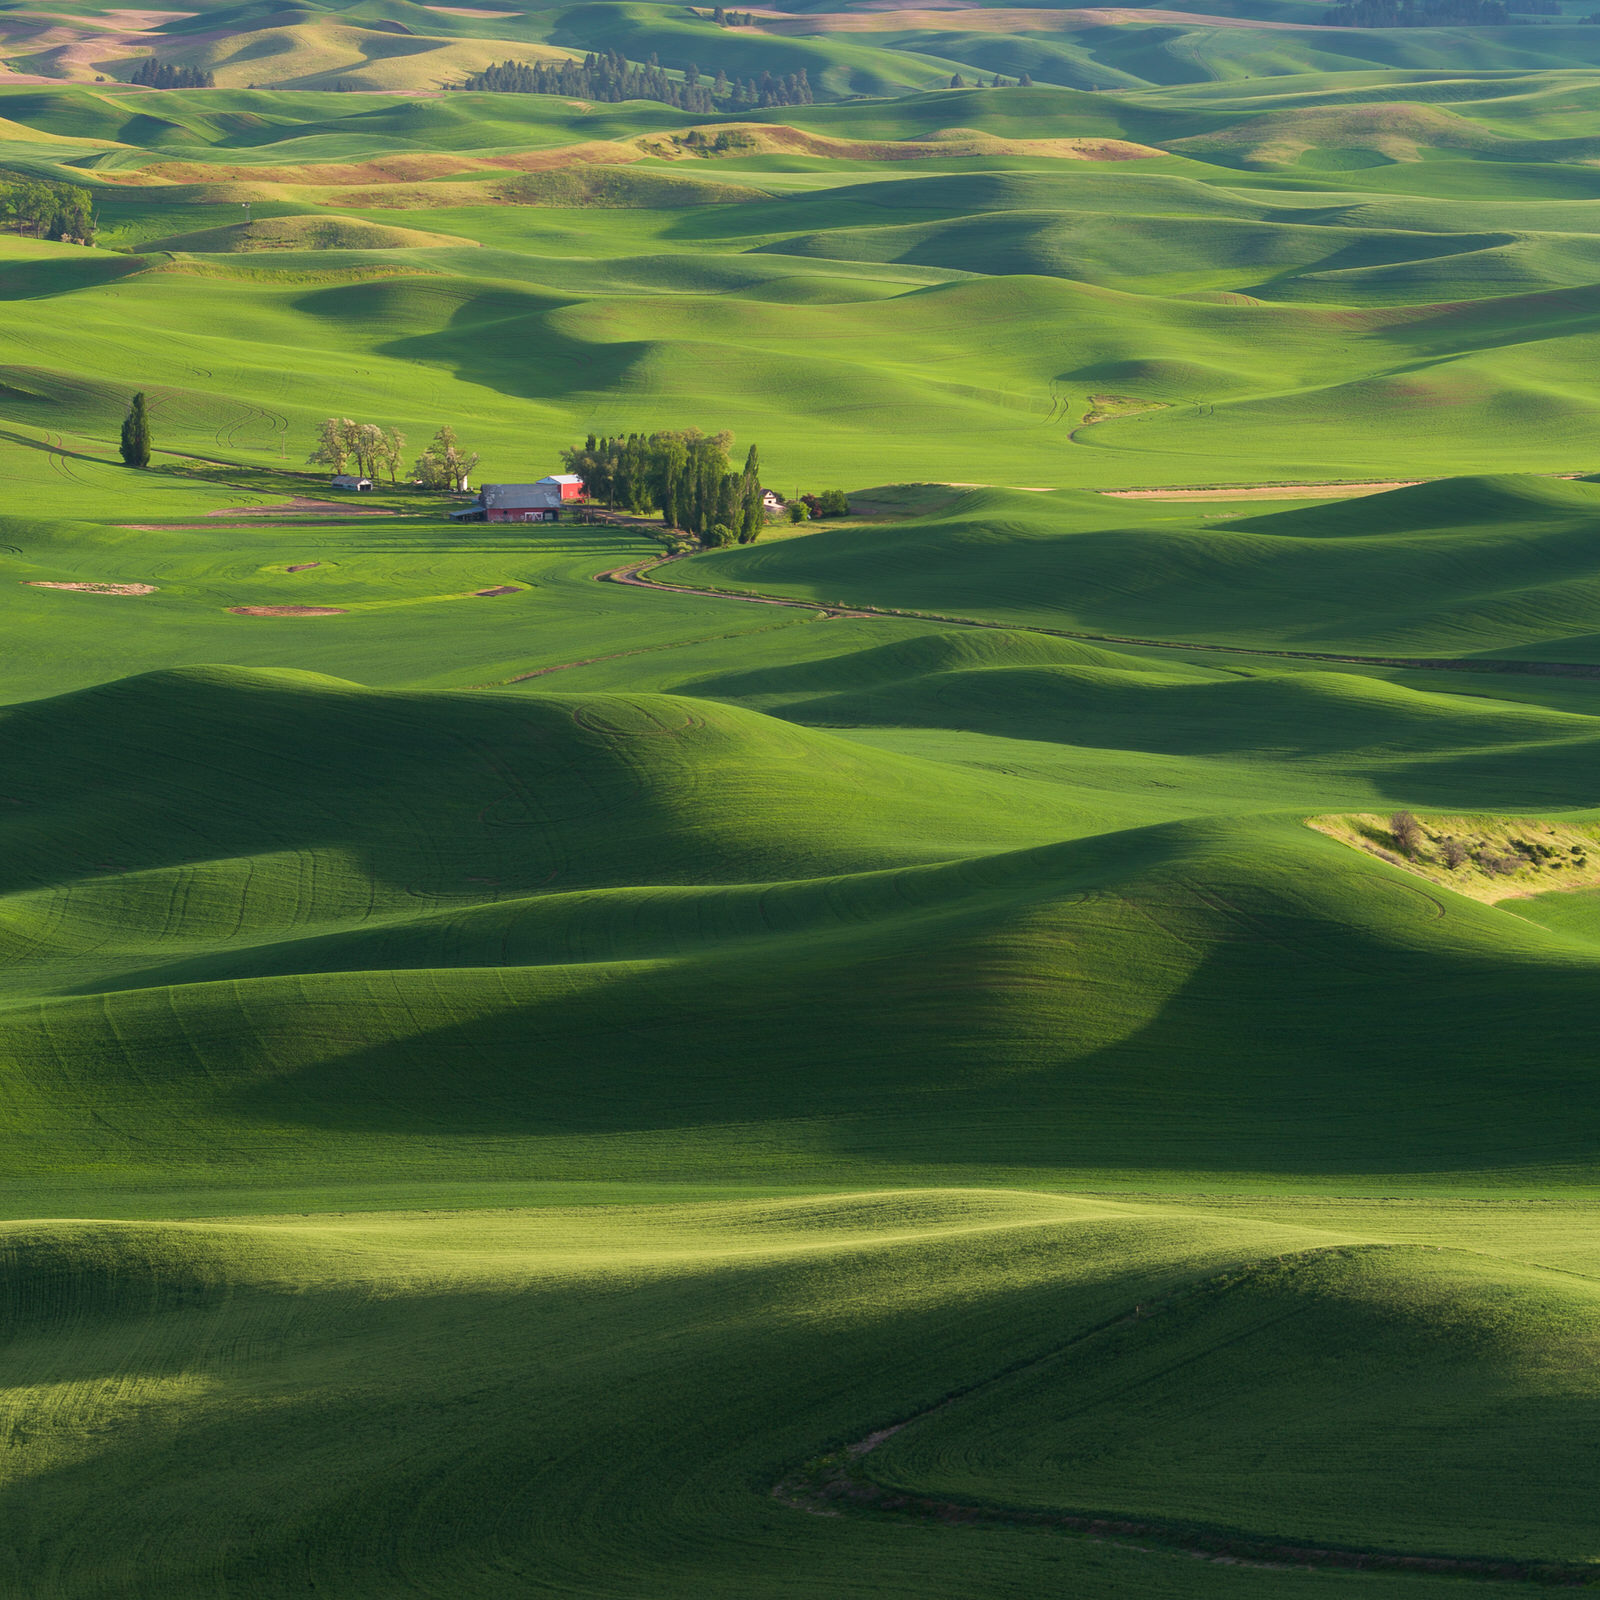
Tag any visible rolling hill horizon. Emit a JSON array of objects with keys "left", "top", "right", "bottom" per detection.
[{"left": 3, "top": 12, "right": 1600, "bottom": 1596}]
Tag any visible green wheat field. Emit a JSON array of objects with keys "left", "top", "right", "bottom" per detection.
[{"left": 8, "top": 0, "right": 1600, "bottom": 1588}]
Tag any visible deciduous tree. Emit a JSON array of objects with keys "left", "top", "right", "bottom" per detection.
[
  {"left": 415, "top": 425, "right": 479, "bottom": 491},
  {"left": 308, "top": 417, "right": 357, "bottom": 474}
]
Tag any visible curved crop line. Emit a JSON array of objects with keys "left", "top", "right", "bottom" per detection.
[
  {"left": 774, "top": 1246, "right": 1600, "bottom": 1587},
  {"left": 596, "top": 555, "right": 1600, "bottom": 682}
]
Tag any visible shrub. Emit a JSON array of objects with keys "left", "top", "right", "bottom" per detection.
[
  {"left": 1440, "top": 838, "right": 1468, "bottom": 870},
  {"left": 1389, "top": 811, "right": 1424, "bottom": 858}
]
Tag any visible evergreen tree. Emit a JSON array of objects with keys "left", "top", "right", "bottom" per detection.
[
  {"left": 950, "top": 73, "right": 965, "bottom": 87},
  {"left": 119, "top": 392, "right": 151, "bottom": 468},
  {"left": 130, "top": 58, "right": 215, "bottom": 88},
  {"left": 738, "top": 442, "right": 763, "bottom": 543},
  {"left": 459, "top": 49, "right": 808, "bottom": 109},
  {"left": 1019, "top": 70, "right": 1033, "bottom": 85}
]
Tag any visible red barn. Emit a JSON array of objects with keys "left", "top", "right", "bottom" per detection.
[{"left": 456, "top": 476, "right": 586, "bottom": 523}]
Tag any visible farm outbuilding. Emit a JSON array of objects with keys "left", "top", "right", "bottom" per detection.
[
  {"left": 330, "top": 474, "right": 373, "bottom": 492},
  {"left": 451, "top": 476, "right": 585, "bottom": 523}
]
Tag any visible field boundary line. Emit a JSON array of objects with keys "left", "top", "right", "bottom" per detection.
[
  {"left": 596, "top": 558, "right": 1600, "bottom": 681},
  {"left": 775, "top": 1245, "right": 1600, "bottom": 1586}
]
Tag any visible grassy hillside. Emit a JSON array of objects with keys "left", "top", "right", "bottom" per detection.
[
  {"left": 17, "top": 1192, "right": 1590, "bottom": 1598},
  {"left": 689, "top": 476, "right": 1600, "bottom": 659},
  {"left": 13, "top": 75, "right": 1600, "bottom": 489},
  {"left": 5, "top": 45, "right": 1600, "bottom": 1600}
]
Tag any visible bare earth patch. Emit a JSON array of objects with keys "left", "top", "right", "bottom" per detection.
[
  {"left": 475, "top": 585, "right": 521, "bottom": 596},
  {"left": 286, "top": 562, "right": 322, "bottom": 572},
  {"left": 638, "top": 122, "right": 1160, "bottom": 163},
  {"left": 1102, "top": 480, "right": 1423, "bottom": 502},
  {"left": 228, "top": 605, "right": 346, "bottom": 617},
  {"left": 26, "top": 580, "right": 155, "bottom": 595},
  {"left": 944, "top": 481, "right": 1056, "bottom": 491},
  {"left": 1310, "top": 812, "right": 1600, "bottom": 903}
]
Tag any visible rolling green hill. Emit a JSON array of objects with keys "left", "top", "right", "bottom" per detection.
[
  {"left": 7, "top": 41, "right": 1600, "bottom": 1600},
  {"left": 690, "top": 476, "right": 1600, "bottom": 658}
]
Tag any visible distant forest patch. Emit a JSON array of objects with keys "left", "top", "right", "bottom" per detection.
[{"left": 460, "top": 51, "right": 814, "bottom": 110}]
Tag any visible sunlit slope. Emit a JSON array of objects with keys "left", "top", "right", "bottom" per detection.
[
  {"left": 5, "top": 665, "right": 1600, "bottom": 1198},
  {"left": 694, "top": 477, "right": 1600, "bottom": 660},
  {"left": 13, "top": 247, "right": 1600, "bottom": 490},
  {"left": 0, "top": 1191, "right": 1512, "bottom": 1599},
  {"left": 0, "top": 517, "right": 825, "bottom": 703},
  {"left": 13, "top": 76, "right": 1600, "bottom": 488}
]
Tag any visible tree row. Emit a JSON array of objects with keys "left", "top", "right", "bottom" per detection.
[
  {"left": 562, "top": 431, "right": 766, "bottom": 545},
  {"left": 460, "top": 52, "right": 813, "bottom": 110}
]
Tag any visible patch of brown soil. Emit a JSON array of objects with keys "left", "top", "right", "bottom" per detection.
[
  {"left": 286, "top": 562, "right": 322, "bottom": 572},
  {"left": 103, "top": 8, "right": 194, "bottom": 23},
  {"left": 228, "top": 604, "right": 346, "bottom": 616},
  {"left": 26, "top": 580, "right": 155, "bottom": 595},
  {"left": 140, "top": 152, "right": 480, "bottom": 186},
  {"left": 422, "top": 3, "right": 517, "bottom": 13},
  {"left": 475, "top": 585, "right": 520, "bottom": 596},
  {"left": 1101, "top": 480, "right": 1423, "bottom": 501},
  {"left": 481, "top": 139, "right": 643, "bottom": 173},
  {"left": 638, "top": 122, "right": 1159, "bottom": 162}
]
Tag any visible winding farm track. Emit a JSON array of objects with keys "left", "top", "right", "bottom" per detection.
[
  {"left": 595, "top": 556, "right": 1600, "bottom": 680},
  {"left": 775, "top": 1255, "right": 1593, "bottom": 1585}
]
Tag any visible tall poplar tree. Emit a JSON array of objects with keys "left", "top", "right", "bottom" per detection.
[
  {"left": 738, "top": 442, "right": 763, "bottom": 543},
  {"left": 119, "top": 392, "right": 151, "bottom": 468}
]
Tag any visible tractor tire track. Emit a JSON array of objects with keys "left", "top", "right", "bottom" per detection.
[
  {"left": 775, "top": 1247, "right": 1599, "bottom": 1588},
  {"left": 595, "top": 557, "right": 1600, "bottom": 683}
]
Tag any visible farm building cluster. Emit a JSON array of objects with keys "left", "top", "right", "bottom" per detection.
[
  {"left": 450, "top": 476, "right": 585, "bottom": 522},
  {"left": 326, "top": 467, "right": 795, "bottom": 526}
]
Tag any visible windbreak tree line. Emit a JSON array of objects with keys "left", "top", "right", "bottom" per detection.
[
  {"left": 562, "top": 431, "right": 766, "bottom": 544},
  {"left": 461, "top": 53, "right": 813, "bottom": 109},
  {"left": 130, "top": 58, "right": 215, "bottom": 87},
  {"left": 0, "top": 175, "right": 94, "bottom": 243},
  {"left": 463, "top": 53, "right": 716, "bottom": 111}
]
